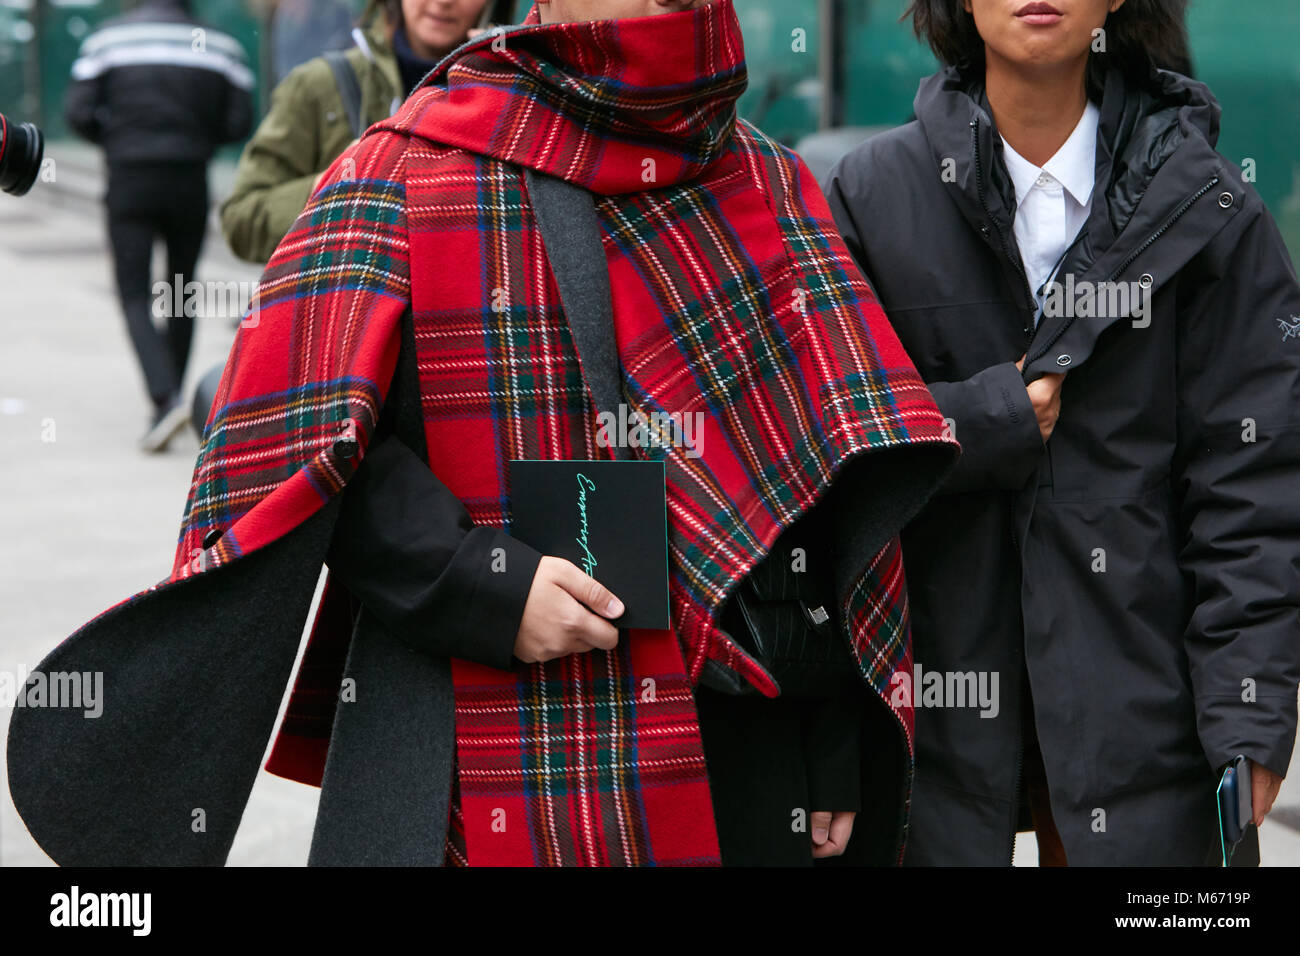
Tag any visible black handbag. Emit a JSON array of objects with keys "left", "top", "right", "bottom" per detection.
[
  {"left": 715, "top": 511, "right": 858, "bottom": 698},
  {"left": 526, "top": 167, "right": 857, "bottom": 698}
]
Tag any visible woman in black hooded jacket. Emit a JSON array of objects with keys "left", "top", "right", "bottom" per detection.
[{"left": 824, "top": 0, "right": 1300, "bottom": 865}]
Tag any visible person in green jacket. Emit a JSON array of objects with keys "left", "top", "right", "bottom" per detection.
[{"left": 221, "top": 0, "right": 514, "bottom": 263}]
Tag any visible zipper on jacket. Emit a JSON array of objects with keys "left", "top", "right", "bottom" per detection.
[
  {"left": 1007, "top": 513, "right": 1026, "bottom": 865},
  {"left": 970, "top": 119, "right": 1037, "bottom": 351},
  {"left": 977, "top": 113, "right": 1055, "bottom": 868},
  {"left": 1034, "top": 228, "right": 1088, "bottom": 315},
  {"left": 1027, "top": 175, "right": 1221, "bottom": 365},
  {"left": 1008, "top": 175, "right": 1221, "bottom": 865},
  {"left": 1009, "top": 720, "right": 1024, "bottom": 866},
  {"left": 1106, "top": 176, "right": 1219, "bottom": 281}
]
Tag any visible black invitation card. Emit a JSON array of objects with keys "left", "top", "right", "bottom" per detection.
[{"left": 509, "top": 459, "right": 670, "bottom": 629}]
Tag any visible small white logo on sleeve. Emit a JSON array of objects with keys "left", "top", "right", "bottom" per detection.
[{"left": 50, "top": 887, "right": 151, "bottom": 937}]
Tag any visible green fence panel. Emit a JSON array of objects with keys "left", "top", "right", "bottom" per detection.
[
  {"left": 1187, "top": 0, "right": 1300, "bottom": 264},
  {"left": 735, "top": 0, "right": 821, "bottom": 146}
]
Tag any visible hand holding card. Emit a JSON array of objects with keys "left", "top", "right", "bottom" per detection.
[
  {"left": 509, "top": 460, "right": 671, "bottom": 630},
  {"left": 512, "top": 556, "right": 625, "bottom": 663}
]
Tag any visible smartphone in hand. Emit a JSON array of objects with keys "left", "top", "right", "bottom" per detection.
[{"left": 1216, "top": 754, "right": 1253, "bottom": 866}]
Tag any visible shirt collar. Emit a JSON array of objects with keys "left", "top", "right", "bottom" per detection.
[{"left": 1001, "top": 99, "right": 1100, "bottom": 207}]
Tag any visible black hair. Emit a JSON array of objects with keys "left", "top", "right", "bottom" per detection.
[{"left": 902, "top": 0, "right": 1193, "bottom": 84}]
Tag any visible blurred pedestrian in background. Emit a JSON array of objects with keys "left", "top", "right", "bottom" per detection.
[
  {"left": 221, "top": 0, "right": 515, "bottom": 265},
  {"left": 64, "top": 0, "right": 254, "bottom": 452}
]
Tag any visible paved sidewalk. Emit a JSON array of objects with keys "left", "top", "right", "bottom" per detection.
[{"left": 0, "top": 159, "right": 321, "bottom": 866}]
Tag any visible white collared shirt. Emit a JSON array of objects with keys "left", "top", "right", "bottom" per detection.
[{"left": 1001, "top": 100, "right": 1100, "bottom": 321}]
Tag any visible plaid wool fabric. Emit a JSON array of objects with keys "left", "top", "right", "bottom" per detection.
[{"left": 169, "top": 0, "right": 955, "bottom": 865}]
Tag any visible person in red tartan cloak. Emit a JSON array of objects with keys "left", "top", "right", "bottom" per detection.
[{"left": 8, "top": 0, "right": 958, "bottom": 866}]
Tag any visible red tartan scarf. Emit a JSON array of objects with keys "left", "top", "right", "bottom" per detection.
[{"left": 173, "top": 0, "right": 954, "bottom": 866}]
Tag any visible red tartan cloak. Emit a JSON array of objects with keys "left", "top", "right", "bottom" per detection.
[{"left": 168, "top": 0, "right": 955, "bottom": 865}]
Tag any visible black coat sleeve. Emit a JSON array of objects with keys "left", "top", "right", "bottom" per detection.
[
  {"left": 220, "top": 80, "right": 256, "bottom": 145},
  {"left": 924, "top": 368, "right": 1044, "bottom": 494},
  {"left": 1174, "top": 199, "right": 1300, "bottom": 779},
  {"left": 801, "top": 690, "right": 865, "bottom": 812},
  {"left": 822, "top": 162, "right": 1044, "bottom": 496},
  {"left": 64, "top": 76, "right": 103, "bottom": 144},
  {"left": 325, "top": 437, "right": 542, "bottom": 672}
]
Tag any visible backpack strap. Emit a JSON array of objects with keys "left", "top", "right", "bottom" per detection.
[
  {"left": 323, "top": 50, "right": 364, "bottom": 140},
  {"left": 523, "top": 167, "right": 629, "bottom": 461}
]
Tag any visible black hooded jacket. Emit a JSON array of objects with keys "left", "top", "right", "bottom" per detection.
[
  {"left": 64, "top": 0, "right": 254, "bottom": 165},
  {"left": 825, "top": 63, "right": 1300, "bottom": 865}
]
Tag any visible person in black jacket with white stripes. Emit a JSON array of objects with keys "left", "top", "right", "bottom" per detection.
[{"left": 65, "top": 0, "right": 254, "bottom": 451}]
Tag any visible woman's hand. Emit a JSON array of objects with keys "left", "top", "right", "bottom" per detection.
[
  {"left": 1016, "top": 355, "right": 1065, "bottom": 443},
  {"left": 513, "top": 556, "right": 625, "bottom": 663},
  {"left": 810, "top": 810, "right": 856, "bottom": 858},
  {"left": 1252, "top": 761, "right": 1284, "bottom": 826}
]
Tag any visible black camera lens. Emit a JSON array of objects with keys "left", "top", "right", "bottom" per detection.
[{"left": 0, "top": 113, "right": 45, "bottom": 197}]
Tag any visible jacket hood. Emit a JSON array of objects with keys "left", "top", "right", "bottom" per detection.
[
  {"left": 352, "top": 2, "right": 399, "bottom": 62},
  {"left": 912, "top": 61, "right": 1223, "bottom": 254},
  {"left": 914, "top": 59, "right": 1221, "bottom": 153},
  {"left": 383, "top": 0, "right": 747, "bottom": 193}
]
